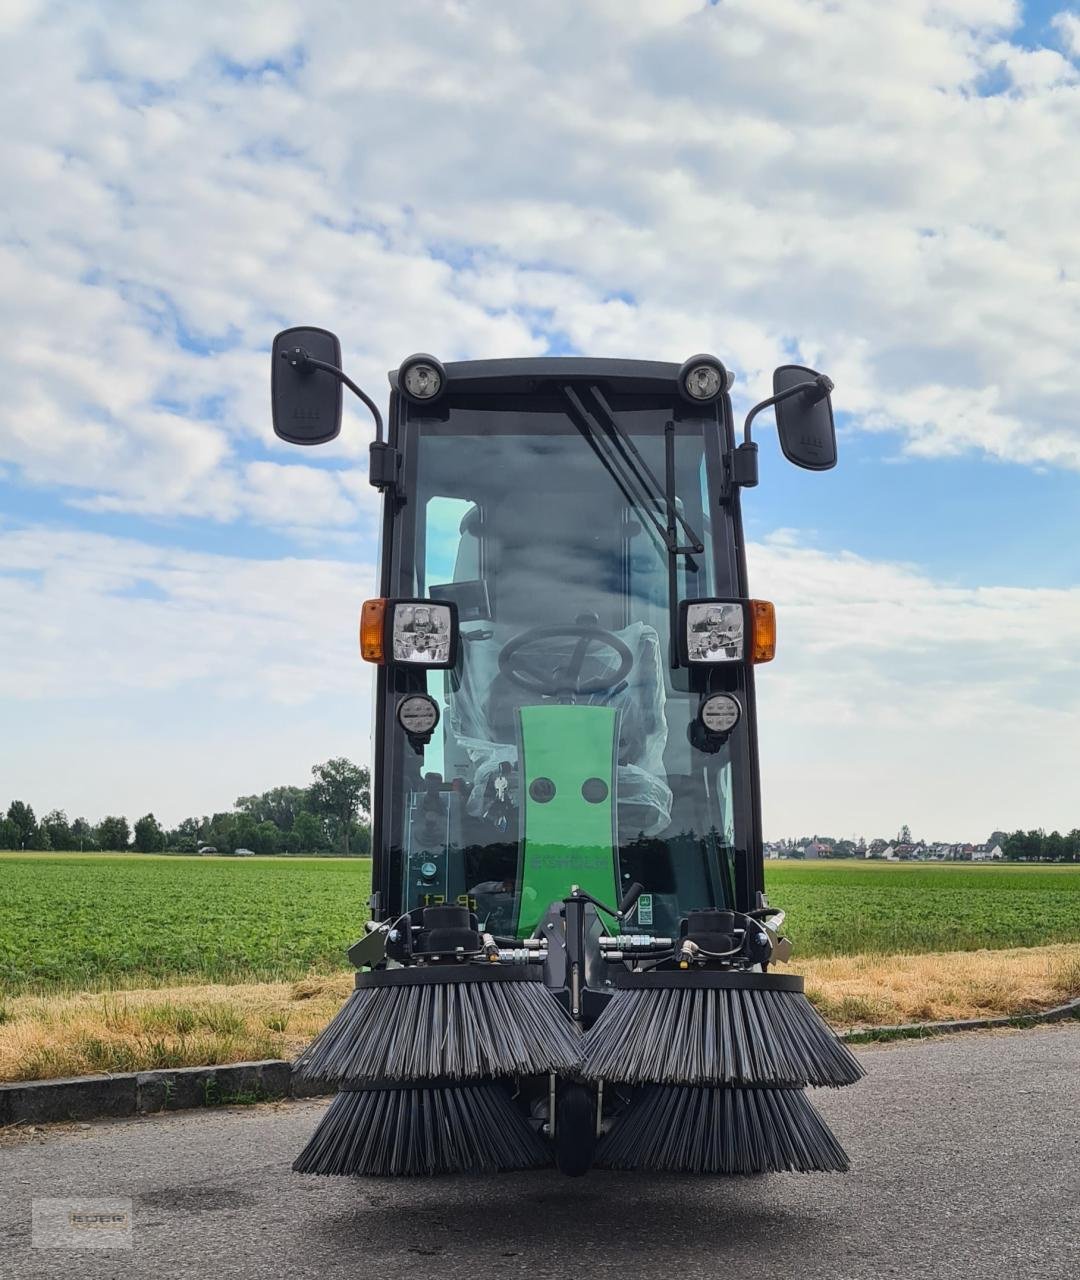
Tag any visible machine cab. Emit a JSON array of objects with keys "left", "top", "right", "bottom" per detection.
[
  {"left": 271, "top": 335, "right": 836, "bottom": 943},
  {"left": 372, "top": 356, "right": 771, "bottom": 941}
]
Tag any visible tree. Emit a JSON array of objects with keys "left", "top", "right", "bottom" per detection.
[
  {"left": 166, "top": 817, "right": 200, "bottom": 852},
  {"left": 41, "top": 809, "right": 74, "bottom": 851},
  {"left": 291, "top": 810, "right": 328, "bottom": 853},
  {"left": 0, "top": 817, "right": 19, "bottom": 849},
  {"left": 1004, "top": 829, "right": 1045, "bottom": 861},
  {"left": 252, "top": 820, "right": 281, "bottom": 855},
  {"left": 1043, "top": 830, "right": 1066, "bottom": 863},
  {"left": 309, "top": 758, "right": 370, "bottom": 856},
  {"left": 897, "top": 824, "right": 913, "bottom": 844},
  {"left": 204, "top": 812, "right": 238, "bottom": 854},
  {"left": 133, "top": 813, "right": 166, "bottom": 853},
  {"left": 96, "top": 815, "right": 131, "bottom": 851},
  {"left": 232, "top": 813, "right": 258, "bottom": 852},
  {"left": 27, "top": 824, "right": 52, "bottom": 850},
  {"left": 235, "top": 786, "right": 311, "bottom": 832},
  {"left": 6, "top": 801, "right": 38, "bottom": 850},
  {"left": 70, "top": 817, "right": 97, "bottom": 852}
]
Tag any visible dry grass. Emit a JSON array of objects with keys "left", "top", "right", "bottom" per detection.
[
  {"left": 801, "top": 942, "right": 1080, "bottom": 1027},
  {"left": 1, "top": 945, "right": 1077, "bottom": 1082},
  {"left": 0, "top": 974, "right": 354, "bottom": 1083}
]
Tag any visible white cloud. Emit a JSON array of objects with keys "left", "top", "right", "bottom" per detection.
[
  {"left": 1053, "top": 10, "right": 1080, "bottom": 57},
  {"left": 2, "top": 2, "right": 1080, "bottom": 837},
  {"left": 0, "top": 526, "right": 376, "bottom": 704},
  {"left": 748, "top": 534, "right": 1080, "bottom": 838},
  {"left": 2, "top": 522, "right": 1077, "bottom": 837},
  {"left": 0, "top": 526, "right": 379, "bottom": 822},
  {"left": 1, "top": 0, "right": 1080, "bottom": 538}
]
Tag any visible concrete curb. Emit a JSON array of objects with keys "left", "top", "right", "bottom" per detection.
[
  {"left": 3, "top": 998, "right": 1077, "bottom": 1127},
  {"left": 840, "top": 995, "right": 1080, "bottom": 1042},
  {"left": 0, "top": 1060, "right": 334, "bottom": 1129}
]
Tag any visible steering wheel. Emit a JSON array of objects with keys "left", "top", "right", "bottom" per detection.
[{"left": 497, "top": 622, "right": 634, "bottom": 697}]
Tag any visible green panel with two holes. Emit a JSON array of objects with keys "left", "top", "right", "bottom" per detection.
[{"left": 514, "top": 703, "right": 620, "bottom": 938}]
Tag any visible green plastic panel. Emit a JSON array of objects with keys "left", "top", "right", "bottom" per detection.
[{"left": 514, "top": 704, "right": 619, "bottom": 938}]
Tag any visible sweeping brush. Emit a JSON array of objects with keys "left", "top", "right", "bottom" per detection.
[
  {"left": 292, "top": 1081, "right": 551, "bottom": 1177},
  {"left": 581, "top": 971, "right": 863, "bottom": 1088},
  {"left": 294, "top": 965, "right": 581, "bottom": 1085},
  {"left": 596, "top": 1084, "right": 849, "bottom": 1175}
]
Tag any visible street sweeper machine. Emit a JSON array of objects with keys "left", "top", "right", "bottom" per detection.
[{"left": 270, "top": 332, "right": 864, "bottom": 1178}]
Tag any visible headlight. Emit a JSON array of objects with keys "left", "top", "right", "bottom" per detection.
[
  {"left": 682, "top": 600, "right": 746, "bottom": 665},
  {"left": 678, "top": 354, "right": 728, "bottom": 404},
  {"left": 358, "top": 598, "right": 460, "bottom": 667},
  {"left": 391, "top": 600, "right": 457, "bottom": 667},
  {"left": 399, "top": 353, "right": 446, "bottom": 403},
  {"left": 677, "top": 598, "right": 776, "bottom": 666}
]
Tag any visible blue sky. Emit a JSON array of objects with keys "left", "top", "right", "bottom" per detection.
[{"left": 2, "top": 0, "right": 1079, "bottom": 840}]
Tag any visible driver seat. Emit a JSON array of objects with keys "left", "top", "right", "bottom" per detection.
[{"left": 449, "top": 620, "right": 671, "bottom": 836}]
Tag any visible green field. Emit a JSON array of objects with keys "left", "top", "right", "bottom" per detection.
[
  {"left": 765, "top": 860, "right": 1080, "bottom": 957},
  {"left": 0, "top": 854, "right": 372, "bottom": 994},
  {"left": 1, "top": 854, "right": 1078, "bottom": 995}
]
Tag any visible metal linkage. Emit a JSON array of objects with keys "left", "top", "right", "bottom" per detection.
[
  {"left": 599, "top": 934, "right": 675, "bottom": 962},
  {"left": 598, "top": 935, "right": 674, "bottom": 950}
]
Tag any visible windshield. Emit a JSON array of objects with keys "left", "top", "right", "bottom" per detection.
[{"left": 382, "top": 388, "right": 751, "bottom": 938}]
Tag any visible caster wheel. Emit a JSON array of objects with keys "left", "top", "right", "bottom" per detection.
[{"left": 554, "top": 1081, "right": 596, "bottom": 1177}]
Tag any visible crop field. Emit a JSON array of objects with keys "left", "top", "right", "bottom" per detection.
[
  {"left": 1, "top": 854, "right": 1078, "bottom": 996},
  {"left": 0, "top": 854, "right": 372, "bottom": 995},
  {"left": 764, "top": 860, "right": 1080, "bottom": 957}
]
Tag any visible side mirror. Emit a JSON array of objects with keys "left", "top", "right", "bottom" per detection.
[
  {"left": 271, "top": 326, "right": 343, "bottom": 445},
  {"left": 773, "top": 364, "right": 837, "bottom": 471}
]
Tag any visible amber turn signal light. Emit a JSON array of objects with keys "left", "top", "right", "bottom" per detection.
[
  {"left": 749, "top": 600, "right": 776, "bottom": 663},
  {"left": 359, "top": 598, "right": 387, "bottom": 663}
]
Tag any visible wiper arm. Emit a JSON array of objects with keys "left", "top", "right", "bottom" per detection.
[
  {"left": 562, "top": 385, "right": 704, "bottom": 559},
  {"left": 563, "top": 385, "right": 670, "bottom": 554},
  {"left": 590, "top": 386, "right": 704, "bottom": 558}
]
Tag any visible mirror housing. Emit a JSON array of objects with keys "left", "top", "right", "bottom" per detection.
[
  {"left": 271, "top": 326, "right": 343, "bottom": 445},
  {"left": 773, "top": 364, "right": 837, "bottom": 471}
]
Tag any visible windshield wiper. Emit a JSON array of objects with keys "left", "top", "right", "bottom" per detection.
[
  {"left": 562, "top": 385, "right": 704, "bottom": 561},
  {"left": 563, "top": 384, "right": 706, "bottom": 668}
]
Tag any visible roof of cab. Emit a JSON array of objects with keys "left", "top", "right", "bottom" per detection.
[{"left": 388, "top": 356, "right": 683, "bottom": 396}]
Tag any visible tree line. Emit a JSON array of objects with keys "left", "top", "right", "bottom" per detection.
[
  {"left": 1000, "top": 829, "right": 1080, "bottom": 863},
  {"left": 0, "top": 757, "right": 371, "bottom": 858}
]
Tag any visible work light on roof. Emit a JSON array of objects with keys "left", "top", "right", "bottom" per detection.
[
  {"left": 678, "top": 354, "right": 728, "bottom": 404},
  {"left": 399, "top": 353, "right": 446, "bottom": 403}
]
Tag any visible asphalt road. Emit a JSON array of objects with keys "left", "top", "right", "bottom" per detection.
[{"left": 1, "top": 1024, "right": 1077, "bottom": 1280}]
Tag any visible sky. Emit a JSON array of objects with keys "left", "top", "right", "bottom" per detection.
[{"left": 1, "top": 0, "right": 1079, "bottom": 842}]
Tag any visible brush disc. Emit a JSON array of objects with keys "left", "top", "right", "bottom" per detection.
[
  {"left": 294, "top": 966, "right": 581, "bottom": 1084},
  {"left": 596, "top": 1084, "right": 850, "bottom": 1174},
  {"left": 581, "top": 982, "right": 863, "bottom": 1088},
  {"left": 292, "top": 1082, "right": 551, "bottom": 1176}
]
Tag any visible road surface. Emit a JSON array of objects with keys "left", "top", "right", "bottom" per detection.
[{"left": 1, "top": 1024, "right": 1077, "bottom": 1279}]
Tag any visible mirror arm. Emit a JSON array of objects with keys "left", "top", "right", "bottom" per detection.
[
  {"left": 279, "top": 347, "right": 385, "bottom": 443},
  {"left": 742, "top": 375, "right": 833, "bottom": 446}
]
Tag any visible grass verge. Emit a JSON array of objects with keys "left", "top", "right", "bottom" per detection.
[
  {"left": 1, "top": 944, "right": 1077, "bottom": 1083},
  {"left": 800, "top": 942, "right": 1080, "bottom": 1026}
]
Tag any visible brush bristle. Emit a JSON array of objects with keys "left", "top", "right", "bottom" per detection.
[
  {"left": 294, "top": 977, "right": 581, "bottom": 1083},
  {"left": 293, "top": 1082, "right": 552, "bottom": 1176},
  {"left": 596, "top": 1084, "right": 850, "bottom": 1174},
  {"left": 581, "top": 987, "right": 863, "bottom": 1088}
]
